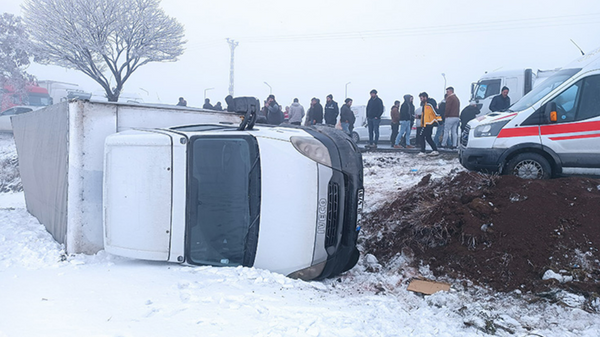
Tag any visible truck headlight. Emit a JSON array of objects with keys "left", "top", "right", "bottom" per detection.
[
  {"left": 291, "top": 136, "right": 332, "bottom": 167},
  {"left": 474, "top": 120, "right": 510, "bottom": 137}
]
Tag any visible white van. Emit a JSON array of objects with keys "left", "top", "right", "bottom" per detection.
[
  {"left": 103, "top": 123, "right": 364, "bottom": 280},
  {"left": 460, "top": 48, "right": 600, "bottom": 179}
]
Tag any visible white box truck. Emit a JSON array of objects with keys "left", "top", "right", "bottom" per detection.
[
  {"left": 460, "top": 48, "right": 600, "bottom": 178},
  {"left": 12, "top": 98, "right": 363, "bottom": 280}
]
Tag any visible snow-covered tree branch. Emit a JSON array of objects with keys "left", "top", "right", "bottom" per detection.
[
  {"left": 0, "top": 13, "right": 34, "bottom": 98},
  {"left": 22, "top": 0, "right": 186, "bottom": 102}
]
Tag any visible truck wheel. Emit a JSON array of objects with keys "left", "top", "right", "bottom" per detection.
[
  {"left": 351, "top": 132, "right": 360, "bottom": 143},
  {"left": 505, "top": 153, "right": 551, "bottom": 179}
]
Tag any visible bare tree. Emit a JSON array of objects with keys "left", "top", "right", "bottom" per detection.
[
  {"left": 22, "top": 0, "right": 185, "bottom": 102},
  {"left": 0, "top": 13, "right": 35, "bottom": 107}
]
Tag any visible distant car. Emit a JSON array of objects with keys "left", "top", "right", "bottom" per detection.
[
  {"left": 0, "top": 106, "right": 37, "bottom": 132},
  {"left": 351, "top": 118, "right": 418, "bottom": 145}
]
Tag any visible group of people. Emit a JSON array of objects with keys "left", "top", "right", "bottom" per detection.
[{"left": 178, "top": 85, "right": 516, "bottom": 157}]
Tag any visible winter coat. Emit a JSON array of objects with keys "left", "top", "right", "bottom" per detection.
[
  {"left": 267, "top": 102, "right": 283, "bottom": 125},
  {"left": 420, "top": 103, "right": 442, "bottom": 127},
  {"left": 324, "top": 100, "right": 339, "bottom": 125},
  {"left": 366, "top": 96, "right": 384, "bottom": 119},
  {"left": 460, "top": 105, "right": 480, "bottom": 131},
  {"left": 288, "top": 102, "right": 305, "bottom": 124},
  {"left": 489, "top": 94, "right": 511, "bottom": 112},
  {"left": 340, "top": 104, "right": 355, "bottom": 125},
  {"left": 390, "top": 106, "right": 400, "bottom": 124},
  {"left": 203, "top": 102, "right": 214, "bottom": 110},
  {"left": 400, "top": 95, "right": 414, "bottom": 121},
  {"left": 445, "top": 93, "right": 460, "bottom": 118},
  {"left": 308, "top": 103, "right": 324, "bottom": 124}
]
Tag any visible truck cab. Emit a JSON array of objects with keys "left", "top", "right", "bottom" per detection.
[
  {"left": 103, "top": 122, "right": 364, "bottom": 280},
  {"left": 460, "top": 49, "right": 600, "bottom": 179}
]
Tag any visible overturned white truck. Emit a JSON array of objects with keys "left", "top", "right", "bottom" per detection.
[{"left": 13, "top": 99, "right": 363, "bottom": 280}]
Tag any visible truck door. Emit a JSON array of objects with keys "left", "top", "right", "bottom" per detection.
[{"left": 540, "top": 75, "right": 600, "bottom": 168}]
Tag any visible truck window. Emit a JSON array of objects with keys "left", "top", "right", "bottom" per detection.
[
  {"left": 474, "top": 79, "right": 501, "bottom": 100},
  {"left": 576, "top": 75, "right": 600, "bottom": 121},
  {"left": 187, "top": 135, "right": 260, "bottom": 267}
]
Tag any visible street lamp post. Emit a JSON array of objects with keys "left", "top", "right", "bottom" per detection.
[
  {"left": 345, "top": 82, "right": 351, "bottom": 98},
  {"left": 263, "top": 82, "right": 272, "bottom": 95},
  {"left": 204, "top": 87, "right": 214, "bottom": 100},
  {"left": 441, "top": 73, "right": 447, "bottom": 96}
]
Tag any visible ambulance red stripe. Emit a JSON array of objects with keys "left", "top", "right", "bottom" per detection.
[{"left": 549, "top": 133, "right": 600, "bottom": 141}]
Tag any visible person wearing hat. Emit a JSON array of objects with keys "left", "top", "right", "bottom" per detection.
[
  {"left": 324, "top": 94, "right": 339, "bottom": 127},
  {"left": 366, "top": 89, "right": 384, "bottom": 148}
]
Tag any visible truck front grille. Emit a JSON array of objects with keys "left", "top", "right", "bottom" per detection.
[
  {"left": 461, "top": 125, "right": 470, "bottom": 147},
  {"left": 325, "top": 182, "right": 340, "bottom": 247}
]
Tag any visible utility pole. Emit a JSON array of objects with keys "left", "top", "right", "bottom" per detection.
[{"left": 227, "top": 38, "right": 239, "bottom": 96}]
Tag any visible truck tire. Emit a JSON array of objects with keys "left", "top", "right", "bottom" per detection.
[
  {"left": 351, "top": 132, "right": 360, "bottom": 143},
  {"left": 505, "top": 153, "right": 551, "bottom": 179}
]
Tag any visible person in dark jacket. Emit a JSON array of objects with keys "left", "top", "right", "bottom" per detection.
[
  {"left": 389, "top": 100, "right": 400, "bottom": 147},
  {"left": 460, "top": 103, "right": 480, "bottom": 133},
  {"left": 340, "top": 98, "right": 355, "bottom": 135},
  {"left": 307, "top": 97, "right": 323, "bottom": 125},
  {"left": 324, "top": 94, "right": 339, "bottom": 126},
  {"left": 214, "top": 102, "right": 223, "bottom": 111},
  {"left": 434, "top": 96, "right": 446, "bottom": 147},
  {"left": 177, "top": 97, "right": 187, "bottom": 106},
  {"left": 266, "top": 94, "right": 283, "bottom": 125},
  {"left": 394, "top": 94, "right": 414, "bottom": 148},
  {"left": 489, "top": 86, "right": 511, "bottom": 112},
  {"left": 366, "top": 89, "right": 384, "bottom": 148},
  {"left": 203, "top": 98, "right": 214, "bottom": 110}
]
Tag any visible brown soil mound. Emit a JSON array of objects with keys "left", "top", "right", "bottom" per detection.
[{"left": 362, "top": 172, "right": 600, "bottom": 296}]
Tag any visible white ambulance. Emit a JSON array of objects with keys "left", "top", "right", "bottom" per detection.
[{"left": 460, "top": 48, "right": 600, "bottom": 179}]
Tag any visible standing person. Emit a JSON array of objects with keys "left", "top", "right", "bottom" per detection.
[
  {"left": 324, "top": 94, "right": 339, "bottom": 127},
  {"left": 418, "top": 92, "right": 441, "bottom": 156},
  {"left": 177, "top": 97, "right": 187, "bottom": 106},
  {"left": 414, "top": 105, "right": 423, "bottom": 148},
  {"left": 340, "top": 98, "right": 355, "bottom": 135},
  {"left": 214, "top": 102, "right": 223, "bottom": 111},
  {"left": 390, "top": 100, "right": 400, "bottom": 147},
  {"left": 307, "top": 97, "right": 323, "bottom": 125},
  {"left": 394, "top": 94, "right": 415, "bottom": 148},
  {"left": 489, "top": 86, "right": 511, "bottom": 112},
  {"left": 366, "top": 89, "right": 384, "bottom": 148},
  {"left": 460, "top": 103, "right": 480, "bottom": 133},
  {"left": 283, "top": 106, "right": 290, "bottom": 123},
  {"left": 203, "top": 98, "right": 213, "bottom": 110},
  {"left": 288, "top": 98, "right": 305, "bottom": 125},
  {"left": 266, "top": 94, "right": 283, "bottom": 125},
  {"left": 442, "top": 86, "right": 460, "bottom": 149}
]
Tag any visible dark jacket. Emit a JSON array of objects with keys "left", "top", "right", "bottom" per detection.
[
  {"left": 309, "top": 102, "right": 323, "bottom": 124},
  {"left": 445, "top": 93, "right": 460, "bottom": 118},
  {"left": 267, "top": 102, "right": 283, "bottom": 125},
  {"left": 399, "top": 95, "right": 414, "bottom": 121},
  {"left": 324, "top": 100, "right": 339, "bottom": 125},
  {"left": 460, "top": 105, "right": 480, "bottom": 131},
  {"left": 203, "top": 102, "right": 214, "bottom": 110},
  {"left": 340, "top": 104, "right": 355, "bottom": 125},
  {"left": 489, "top": 94, "right": 511, "bottom": 112},
  {"left": 366, "top": 96, "right": 384, "bottom": 119}
]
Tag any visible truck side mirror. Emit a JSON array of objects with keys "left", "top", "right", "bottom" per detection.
[{"left": 545, "top": 102, "right": 558, "bottom": 123}]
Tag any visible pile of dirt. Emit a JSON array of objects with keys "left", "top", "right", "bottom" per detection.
[{"left": 361, "top": 171, "right": 600, "bottom": 297}]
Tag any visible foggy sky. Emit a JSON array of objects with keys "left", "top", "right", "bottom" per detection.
[{"left": 3, "top": 0, "right": 600, "bottom": 112}]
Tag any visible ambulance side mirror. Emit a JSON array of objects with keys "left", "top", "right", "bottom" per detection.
[{"left": 545, "top": 102, "right": 558, "bottom": 123}]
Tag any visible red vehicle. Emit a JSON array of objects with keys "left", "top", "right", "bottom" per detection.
[{"left": 1, "top": 84, "right": 52, "bottom": 112}]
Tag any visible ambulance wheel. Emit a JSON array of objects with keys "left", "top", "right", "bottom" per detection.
[{"left": 505, "top": 153, "right": 551, "bottom": 179}]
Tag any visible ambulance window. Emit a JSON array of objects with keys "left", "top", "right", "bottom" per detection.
[
  {"left": 576, "top": 75, "right": 600, "bottom": 121},
  {"left": 549, "top": 81, "right": 581, "bottom": 123}
]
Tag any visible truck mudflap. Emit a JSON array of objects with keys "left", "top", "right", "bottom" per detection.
[{"left": 304, "top": 125, "right": 364, "bottom": 279}]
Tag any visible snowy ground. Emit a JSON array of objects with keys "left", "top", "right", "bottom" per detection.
[{"left": 1, "top": 133, "right": 599, "bottom": 337}]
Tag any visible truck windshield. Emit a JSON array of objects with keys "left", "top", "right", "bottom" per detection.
[
  {"left": 472, "top": 79, "right": 501, "bottom": 100},
  {"left": 26, "top": 93, "right": 52, "bottom": 106},
  {"left": 186, "top": 135, "right": 261, "bottom": 267},
  {"left": 509, "top": 68, "right": 581, "bottom": 112}
]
